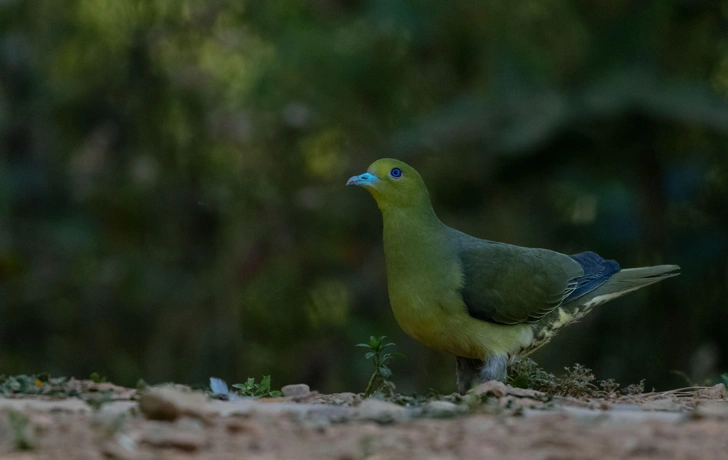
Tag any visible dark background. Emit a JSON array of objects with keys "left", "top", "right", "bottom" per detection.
[{"left": 1, "top": 0, "right": 727, "bottom": 393}]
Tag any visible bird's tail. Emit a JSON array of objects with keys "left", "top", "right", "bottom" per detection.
[{"left": 575, "top": 264, "right": 680, "bottom": 309}]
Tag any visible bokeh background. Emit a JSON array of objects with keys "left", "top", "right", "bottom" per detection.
[{"left": 1, "top": 0, "right": 727, "bottom": 393}]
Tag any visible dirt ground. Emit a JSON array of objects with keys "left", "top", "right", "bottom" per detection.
[{"left": 0, "top": 380, "right": 726, "bottom": 459}]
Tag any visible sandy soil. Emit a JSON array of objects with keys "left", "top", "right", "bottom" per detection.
[{"left": 0, "top": 381, "right": 726, "bottom": 459}]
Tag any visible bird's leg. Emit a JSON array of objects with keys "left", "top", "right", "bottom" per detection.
[
  {"left": 455, "top": 357, "right": 483, "bottom": 395},
  {"left": 480, "top": 354, "right": 508, "bottom": 383}
]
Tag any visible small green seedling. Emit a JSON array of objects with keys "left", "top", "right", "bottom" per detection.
[
  {"left": 232, "top": 375, "right": 282, "bottom": 398},
  {"left": 721, "top": 373, "right": 728, "bottom": 388},
  {"left": 357, "top": 335, "right": 405, "bottom": 398}
]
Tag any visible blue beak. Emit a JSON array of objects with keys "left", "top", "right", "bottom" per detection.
[{"left": 346, "top": 172, "right": 378, "bottom": 187}]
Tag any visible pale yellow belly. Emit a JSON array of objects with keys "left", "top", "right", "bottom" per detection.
[{"left": 390, "top": 293, "right": 534, "bottom": 359}]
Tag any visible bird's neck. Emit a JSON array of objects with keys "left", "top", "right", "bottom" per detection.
[
  {"left": 379, "top": 203, "right": 461, "bottom": 334},
  {"left": 380, "top": 204, "right": 450, "bottom": 273}
]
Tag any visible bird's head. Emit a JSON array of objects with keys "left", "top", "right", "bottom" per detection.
[{"left": 346, "top": 158, "right": 431, "bottom": 211}]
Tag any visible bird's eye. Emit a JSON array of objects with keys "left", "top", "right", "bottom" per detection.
[{"left": 390, "top": 167, "right": 402, "bottom": 178}]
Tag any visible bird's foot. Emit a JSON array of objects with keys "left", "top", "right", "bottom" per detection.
[
  {"left": 455, "top": 356, "right": 483, "bottom": 395},
  {"left": 480, "top": 354, "right": 508, "bottom": 383}
]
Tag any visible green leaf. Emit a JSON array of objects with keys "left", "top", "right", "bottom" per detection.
[
  {"left": 356, "top": 344, "right": 371, "bottom": 348},
  {"left": 379, "top": 366, "right": 392, "bottom": 379},
  {"left": 232, "top": 376, "right": 280, "bottom": 398},
  {"left": 365, "top": 352, "right": 375, "bottom": 360}
]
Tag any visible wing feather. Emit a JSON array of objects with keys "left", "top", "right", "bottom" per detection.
[{"left": 450, "top": 229, "right": 584, "bottom": 325}]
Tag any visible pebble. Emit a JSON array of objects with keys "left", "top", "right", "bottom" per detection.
[
  {"left": 356, "top": 399, "right": 408, "bottom": 423},
  {"left": 422, "top": 400, "right": 468, "bottom": 418},
  {"left": 138, "top": 386, "right": 208, "bottom": 422},
  {"left": 306, "top": 392, "right": 361, "bottom": 406},
  {"left": 505, "top": 385, "right": 546, "bottom": 399},
  {"left": 281, "top": 384, "right": 311, "bottom": 398},
  {"left": 694, "top": 401, "right": 728, "bottom": 420},
  {"left": 472, "top": 381, "right": 507, "bottom": 398}
]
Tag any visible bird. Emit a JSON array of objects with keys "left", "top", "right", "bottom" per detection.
[{"left": 347, "top": 158, "right": 680, "bottom": 394}]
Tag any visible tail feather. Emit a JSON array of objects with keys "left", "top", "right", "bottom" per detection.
[
  {"left": 574, "top": 264, "right": 680, "bottom": 308},
  {"left": 521, "top": 264, "right": 679, "bottom": 358}
]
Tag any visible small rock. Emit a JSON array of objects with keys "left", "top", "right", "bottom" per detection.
[
  {"left": 422, "top": 400, "right": 468, "bottom": 418},
  {"left": 471, "top": 381, "right": 507, "bottom": 398},
  {"left": 697, "top": 383, "right": 727, "bottom": 400},
  {"left": 505, "top": 385, "right": 546, "bottom": 399},
  {"left": 356, "top": 399, "right": 408, "bottom": 423},
  {"left": 281, "top": 384, "right": 311, "bottom": 398},
  {"left": 138, "top": 386, "right": 208, "bottom": 422},
  {"left": 694, "top": 401, "right": 728, "bottom": 420},
  {"left": 306, "top": 392, "right": 361, "bottom": 406}
]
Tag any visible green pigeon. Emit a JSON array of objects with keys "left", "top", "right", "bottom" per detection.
[{"left": 347, "top": 158, "right": 679, "bottom": 394}]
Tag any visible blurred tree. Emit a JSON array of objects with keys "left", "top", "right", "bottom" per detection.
[{"left": 1, "top": 0, "right": 727, "bottom": 392}]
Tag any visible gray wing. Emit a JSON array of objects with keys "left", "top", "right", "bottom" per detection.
[{"left": 451, "top": 231, "right": 584, "bottom": 325}]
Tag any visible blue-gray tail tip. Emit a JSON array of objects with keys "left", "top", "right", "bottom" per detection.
[
  {"left": 590, "top": 264, "right": 680, "bottom": 301},
  {"left": 619, "top": 264, "right": 681, "bottom": 279}
]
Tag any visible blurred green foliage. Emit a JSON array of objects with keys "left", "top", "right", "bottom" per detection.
[{"left": 1, "top": 0, "right": 727, "bottom": 393}]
